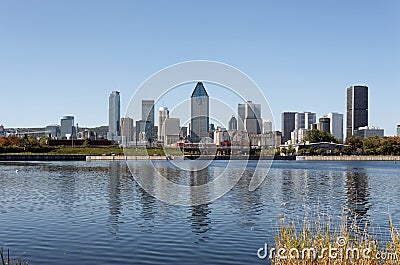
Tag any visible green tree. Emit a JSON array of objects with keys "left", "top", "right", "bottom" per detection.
[
  {"left": 281, "top": 147, "right": 288, "bottom": 155},
  {"left": 297, "top": 148, "right": 305, "bottom": 156},
  {"left": 274, "top": 148, "right": 281, "bottom": 156},
  {"left": 344, "top": 136, "right": 363, "bottom": 155},
  {"left": 39, "top": 136, "right": 50, "bottom": 148},
  {"left": 315, "top": 148, "right": 324, "bottom": 156},
  {"left": 304, "top": 130, "right": 338, "bottom": 144},
  {"left": 333, "top": 148, "right": 341, "bottom": 156},
  {"left": 287, "top": 145, "right": 295, "bottom": 155},
  {"left": 363, "top": 136, "right": 381, "bottom": 155}
]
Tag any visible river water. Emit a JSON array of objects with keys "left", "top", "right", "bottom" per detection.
[{"left": 0, "top": 160, "right": 399, "bottom": 264}]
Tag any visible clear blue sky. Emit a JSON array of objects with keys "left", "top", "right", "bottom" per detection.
[{"left": 0, "top": 1, "right": 399, "bottom": 134}]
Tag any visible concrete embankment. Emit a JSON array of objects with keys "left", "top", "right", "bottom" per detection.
[
  {"left": 86, "top": 155, "right": 296, "bottom": 161},
  {"left": 86, "top": 156, "right": 167, "bottom": 161},
  {"left": 0, "top": 154, "right": 87, "bottom": 161},
  {"left": 296, "top": 155, "right": 400, "bottom": 161}
]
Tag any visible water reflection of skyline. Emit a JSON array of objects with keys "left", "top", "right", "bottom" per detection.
[
  {"left": 108, "top": 162, "right": 123, "bottom": 236},
  {"left": 188, "top": 167, "right": 212, "bottom": 243},
  {"left": 345, "top": 166, "right": 371, "bottom": 225}
]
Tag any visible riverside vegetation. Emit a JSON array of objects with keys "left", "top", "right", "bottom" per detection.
[
  {"left": 279, "top": 130, "right": 400, "bottom": 156},
  {"left": 2, "top": 132, "right": 400, "bottom": 156},
  {"left": 271, "top": 214, "right": 400, "bottom": 265}
]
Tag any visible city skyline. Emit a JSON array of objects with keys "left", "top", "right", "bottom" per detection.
[
  {"left": 0, "top": 83, "right": 391, "bottom": 139},
  {"left": 0, "top": 2, "right": 398, "bottom": 134}
]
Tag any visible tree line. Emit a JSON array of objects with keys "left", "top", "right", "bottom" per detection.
[
  {"left": 0, "top": 136, "right": 50, "bottom": 152},
  {"left": 345, "top": 135, "right": 400, "bottom": 155}
]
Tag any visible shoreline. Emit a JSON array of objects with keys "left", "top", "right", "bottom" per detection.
[
  {"left": 0, "top": 154, "right": 400, "bottom": 161},
  {"left": 296, "top": 155, "right": 400, "bottom": 161}
]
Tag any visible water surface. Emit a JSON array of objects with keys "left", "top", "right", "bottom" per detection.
[{"left": 0, "top": 161, "right": 399, "bottom": 264}]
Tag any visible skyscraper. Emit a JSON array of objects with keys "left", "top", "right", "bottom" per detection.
[
  {"left": 228, "top": 116, "right": 237, "bottom": 131},
  {"left": 136, "top": 120, "right": 152, "bottom": 143},
  {"left": 61, "top": 115, "right": 75, "bottom": 139},
  {"left": 237, "top": 103, "right": 245, "bottom": 131},
  {"left": 325, "top": 112, "right": 344, "bottom": 142},
  {"left": 163, "top": 118, "right": 180, "bottom": 145},
  {"left": 281, "top": 112, "right": 296, "bottom": 144},
  {"left": 346, "top": 85, "right": 368, "bottom": 139},
  {"left": 142, "top": 100, "right": 155, "bottom": 126},
  {"left": 158, "top": 107, "right": 169, "bottom": 142},
  {"left": 263, "top": 120, "right": 273, "bottom": 134},
  {"left": 317, "top": 117, "right": 331, "bottom": 133},
  {"left": 397, "top": 125, "right": 400, "bottom": 137},
  {"left": 120, "top": 117, "right": 133, "bottom": 146},
  {"left": 142, "top": 100, "right": 155, "bottom": 141},
  {"left": 108, "top": 91, "right": 120, "bottom": 140},
  {"left": 244, "top": 101, "right": 262, "bottom": 134},
  {"left": 295, "top": 112, "right": 316, "bottom": 130},
  {"left": 190, "top": 82, "right": 209, "bottom": 143}
]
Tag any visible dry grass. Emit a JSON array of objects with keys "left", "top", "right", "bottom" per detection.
[
  {"left": 0, "top": 247, "right": 28, "bottom": 265},
  {"left": 270, "top": 214, "right": 399, "bottom": 265}
]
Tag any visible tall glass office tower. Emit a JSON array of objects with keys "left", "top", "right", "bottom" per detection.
[
  {"left": 107, "top": 91, "right": 120, "bottom": 140},
  {"left": 346, "top": 85, "right": 368, "bottom": 139},
  {"left": 190, "top": 82, "right": 209, "bottom": 143}
]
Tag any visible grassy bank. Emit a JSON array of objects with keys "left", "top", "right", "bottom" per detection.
[
  {"left": 270, "top": 216, "right": 399, "bottom": 265},
  {"left": 0, "top": 147, "right": 170, "bottom": 156}
]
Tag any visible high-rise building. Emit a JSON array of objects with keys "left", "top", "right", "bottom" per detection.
[
  {"left": 263, "top": 120, "right": 273, "bottom": 134},
  {"left": 142, "top": 100, "right": 155, "bottom": 125},
  {"left": 158, "top": 107, "right": 169, "bottom": 142},
  {"left": 61, "top": 116, "right": 75, "bottom": 139},
  {"left": 108, "top": 91, "right": 121, "bottom": 140},
  {"left": 142, "top": 100, "right": 155, "bottom": 140},
  {"left": 325, "top": 112, "right": 344, "bottom": 142},
  {"left": 281, "top": 112, "right": 296, "bottom": 144},
  {"left": 291, "top": 128, "right": 309, "bottom": 144},
  {"left": 163, "top": 118, "right": 180, "bottom": 145},
  {"left": 237, "top": 103, "right": 245, "bottom": 131},
  {"left": 180, "top": 126, "right": 188, "bottom": 138},
  {"left": 190, "top": 82, "right": 209, "bottom": 143},
  {"left": 46, "top": 124, "right": 60, "bottom": 139},
  {"left": 354, "top": 126, "right": 384, "bottom": 140},
  {"left": 244, "top": 101, "right": 262, "bottom": 134},
  {"left": 346, "top": 85, "right": 368, "bottom": 139},
  {"left": 397, "top": 125, "right": 400, "bottom": 137},
  {"left": 120, "top": 117, "right": 133, "bottom": 146},
  {"left": 295, "top": 112, "right": 316, "bottom": 130},
  {"left": 317, "top": 117, "right": 331, "bottom": 133},
  {"left": 214, "top": 127, "right": 230, "bottom": 146},
  {"left": 228, "top": 116, "right": 238, "bottom": 131},
  {"left": 136, "top": 120, "right": 152, "bottom": 143}
]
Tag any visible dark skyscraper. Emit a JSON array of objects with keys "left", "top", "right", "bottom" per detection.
[
  {"left": 142, "top": 100, "right": 155, "bottom": 140},
  {"left": 190, "top": 82, "right": 209, "bottom": 143},
  {"left": 346, "top": 85, "right": 368, "bottom": 139},
  {"left": 228, "top": 116, "right": 238, "bottom": 131},
  {"left": 317, "top": 117, "right": 331, "bottom": 133},
  {"left": 281, "top": 112, "right": 296, "bottom": 144}
]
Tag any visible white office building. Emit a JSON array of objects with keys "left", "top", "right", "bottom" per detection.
[
  {"left": 158, "top": 107, "right": 169, "bottom": 142},
  {"left": 163, "top": 118, "right": 180, "bottom": 145},
  {"left": 325, "top": 112, "right": 344, "bottom": 142}
]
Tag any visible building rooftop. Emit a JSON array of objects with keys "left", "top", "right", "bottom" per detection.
[{"left": 191, "top": 82, "right": 209, "bottom": 97}]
